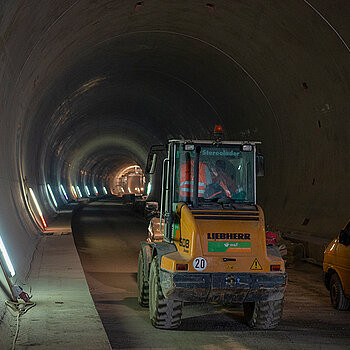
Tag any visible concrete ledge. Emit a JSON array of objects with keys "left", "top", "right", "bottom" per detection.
[
  {"left": 11, "top": 234, "right": 111, "bottom": 350},
  {"left": 282, "top": 231, "right": 331, "bottom": 263}
]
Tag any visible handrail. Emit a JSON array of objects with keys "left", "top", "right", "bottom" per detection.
[{"left": 159, "top": 157, "right": 169, "bottom": 234}]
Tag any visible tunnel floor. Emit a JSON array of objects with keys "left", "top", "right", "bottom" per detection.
[{"left": 72, "top": 199, "right": 350, "bottom": 350}]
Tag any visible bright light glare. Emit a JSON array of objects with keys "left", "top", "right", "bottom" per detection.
[
  {"left": 103, "top": 187, "right": 108, "bottom": 195},
  {"left": 60, "top": 184, "right": 69, "bottom": 201},
  {"left": 47, "top": 184, "right": 58, "bottom": 207},
  {"left": 141, "top": 187, "right": 144, "bottom": 191},
  {"left": 29, "top": 188, "right": 47, "bottom": 228},
  {"left": 71, "top": 186, "right": 77, "bottom": 198},
  {"left": 120, "top": 165, "right": 138, "bottom": 173},
  {"left": 147, "top": 182, "right": 152, "bottom": 196},
  {"left": 328, "top": 243, "right": 336, "bottom": 253},
  {"left": 93, "top": 186, "right": 98, "bottom": 195},
  {"left": 85, "top": 186, "right": 90, "bottom": 196},
  {"left": 0, "top": 236, "right": 15, "bottom": 277},
  {"left": 76, "top": 186, "right": 83, "bottom": 198}
]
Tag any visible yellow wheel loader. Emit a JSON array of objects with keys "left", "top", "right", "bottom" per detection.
[{"left": 137, "top": 129, "right": 287, "bottom": 329}]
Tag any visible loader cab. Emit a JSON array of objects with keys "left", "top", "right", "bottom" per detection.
[{"left": 159, "top": 139, "right": 262, "bottom": 242}]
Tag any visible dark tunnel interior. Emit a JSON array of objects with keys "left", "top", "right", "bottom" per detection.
[{"left": 0, "top": 0, "right": 349, "bottom": 319}]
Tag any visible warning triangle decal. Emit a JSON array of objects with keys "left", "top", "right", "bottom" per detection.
[{"left": 250, "top": 258, "right": 263, "bottom": 270}]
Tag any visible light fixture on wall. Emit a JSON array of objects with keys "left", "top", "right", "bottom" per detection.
[
  {"left": 0, "top": 236, "right": 15, "bottom": 277},
  {"left": 60, "top": 184, "right": 69, "bottom": 201},
  {"left": 76, "top": 186, "right": 83, "bottom": 198},
  {"left": 29, "top": 188, "right": 47, "bottom": 228},
  {"left": 47, "top": 184, "right": 58, "bottom": 207},
  {"left": 71, "top": 186, "right": 77, "bottom": 198}
]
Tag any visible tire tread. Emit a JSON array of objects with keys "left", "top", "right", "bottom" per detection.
[
  {"left": 137, "top": 250, "right": 149, "bottom": 307},
  {"left": 149, "top": 256, "right": 182, "bottom": 329},
  {"left": 244, "top": 299, "right": 284, "bottom": 330}
]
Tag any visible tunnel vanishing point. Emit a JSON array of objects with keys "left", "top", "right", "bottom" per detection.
[{"left": 0, "top": 0, "right": 349, "bottom": 341}]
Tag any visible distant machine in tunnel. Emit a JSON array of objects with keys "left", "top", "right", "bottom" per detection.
[{"left": 113, "top": 165, "right": 145, "bottom": 196}]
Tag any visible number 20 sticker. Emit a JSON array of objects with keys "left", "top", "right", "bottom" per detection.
[{"left": 193, "top": 257, "right": 207, "bottom": 271}]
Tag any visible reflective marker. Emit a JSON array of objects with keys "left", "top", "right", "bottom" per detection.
[
  {"left": 71, "top": 186, "right": 77, "bottom": 198},
  {"left": 29, "top": 188, "right": 47, "bottom": 228},
  {"left": 103, "top": 187, "right": 108, "bottom": 195},
  {"left": 85, "top": 186, "right": 90, "bottom": 196},
  {"left": 47, "top": 184, "right": 58, "bottom": 207},
  {"left": 76, "top": 186, "right": 83, "bottom": 198},
  {"left": 147, "top": 182, "right": 152, "bottom": 196},
  {"left": 93, "top": 186, "right": 98, "bottom": 195},
  {"left": 60, "top": 184, "right": 69, "bottom": 201},
  {"left": 0, "top": 236, "right": 15, "bottom": 277}
]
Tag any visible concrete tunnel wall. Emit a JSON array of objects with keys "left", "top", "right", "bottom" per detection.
[{"left": 0, "top": 0, "right": 349, "bottom": 326}]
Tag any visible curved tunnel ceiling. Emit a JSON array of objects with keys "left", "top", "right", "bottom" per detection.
[{"left": 1, "top": 1, "right": 350, "bottom": 281}]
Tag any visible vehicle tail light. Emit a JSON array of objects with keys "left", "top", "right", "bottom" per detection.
[
  {"left": 270, "top": 265, "right": 281, "bottom": 272},
  {"left": 176, "top": 264, "right": 188, "bottom": 271}
]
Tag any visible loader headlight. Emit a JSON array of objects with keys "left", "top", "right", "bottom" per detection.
[
  {"left": 242, "top": 144, "right": 253, "bottom": 152},
  {"left": 184, "top": 143, "right": 195, "bottom": 151}
]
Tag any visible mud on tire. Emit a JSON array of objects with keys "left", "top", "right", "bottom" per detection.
[
  {"left": 330, "top": 273, "right": 350, "bottom": 310},
  {"left": 149, "top": 256, "right": 182, "bottom": 329},
  {"left": 243, "top": 298, "right": 284, "bottom": 329},
  {"left": 137, "top": 250, "right": 149, "bottom": 307}
]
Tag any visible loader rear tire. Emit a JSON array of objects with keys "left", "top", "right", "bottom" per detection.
[
  {"left": 243, "top": 298, "right": 284, "bottom": 329},
  {"left": 137, "top": 250, "right": 149, "bottom": 307},
  {"left": 149, "top": 256, "right": 182, "bottom": 329},
  {"left": 330, "top": 273, "right": 350, "bottom": 310}
]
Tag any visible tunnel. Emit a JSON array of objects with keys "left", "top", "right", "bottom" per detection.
[{"left": 0, "top": 1, "right": 349, "bottom": 348}]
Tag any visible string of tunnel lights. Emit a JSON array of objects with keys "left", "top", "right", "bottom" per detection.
[{"left": 27, "top": 181, "right": 109, "bottom": 233}]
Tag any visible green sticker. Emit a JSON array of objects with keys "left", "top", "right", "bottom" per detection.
[
  {"left": 173, "top": 222, "right": 179, "bottom": 239},
  {"left": 208, "top": 241, "right": 251, "bottom": 252}
]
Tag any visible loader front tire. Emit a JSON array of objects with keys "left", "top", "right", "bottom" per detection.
[
  {"left": 149, "top": 256, "right": 182, "bottom": 329},
  {"left": 137, "top": 250, "right": 149, "bottom": 307},
  {"left": 243, "top": 298, "right": 284, "bottom": 329}
]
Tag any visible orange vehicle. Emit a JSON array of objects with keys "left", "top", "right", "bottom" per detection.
[
  {"left": 137, "top": 130, "right": 287, "bottom": 329},
  {"left": 323, "top": 219, "right": 350, "bottom": 310}
]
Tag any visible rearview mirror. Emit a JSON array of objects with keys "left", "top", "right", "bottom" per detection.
[
  {"left": 256, "top": 154, "right": 265, "bottom": 177},
  {"left": 146, "top": 153, "right": 157, "bottom": 174}
]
